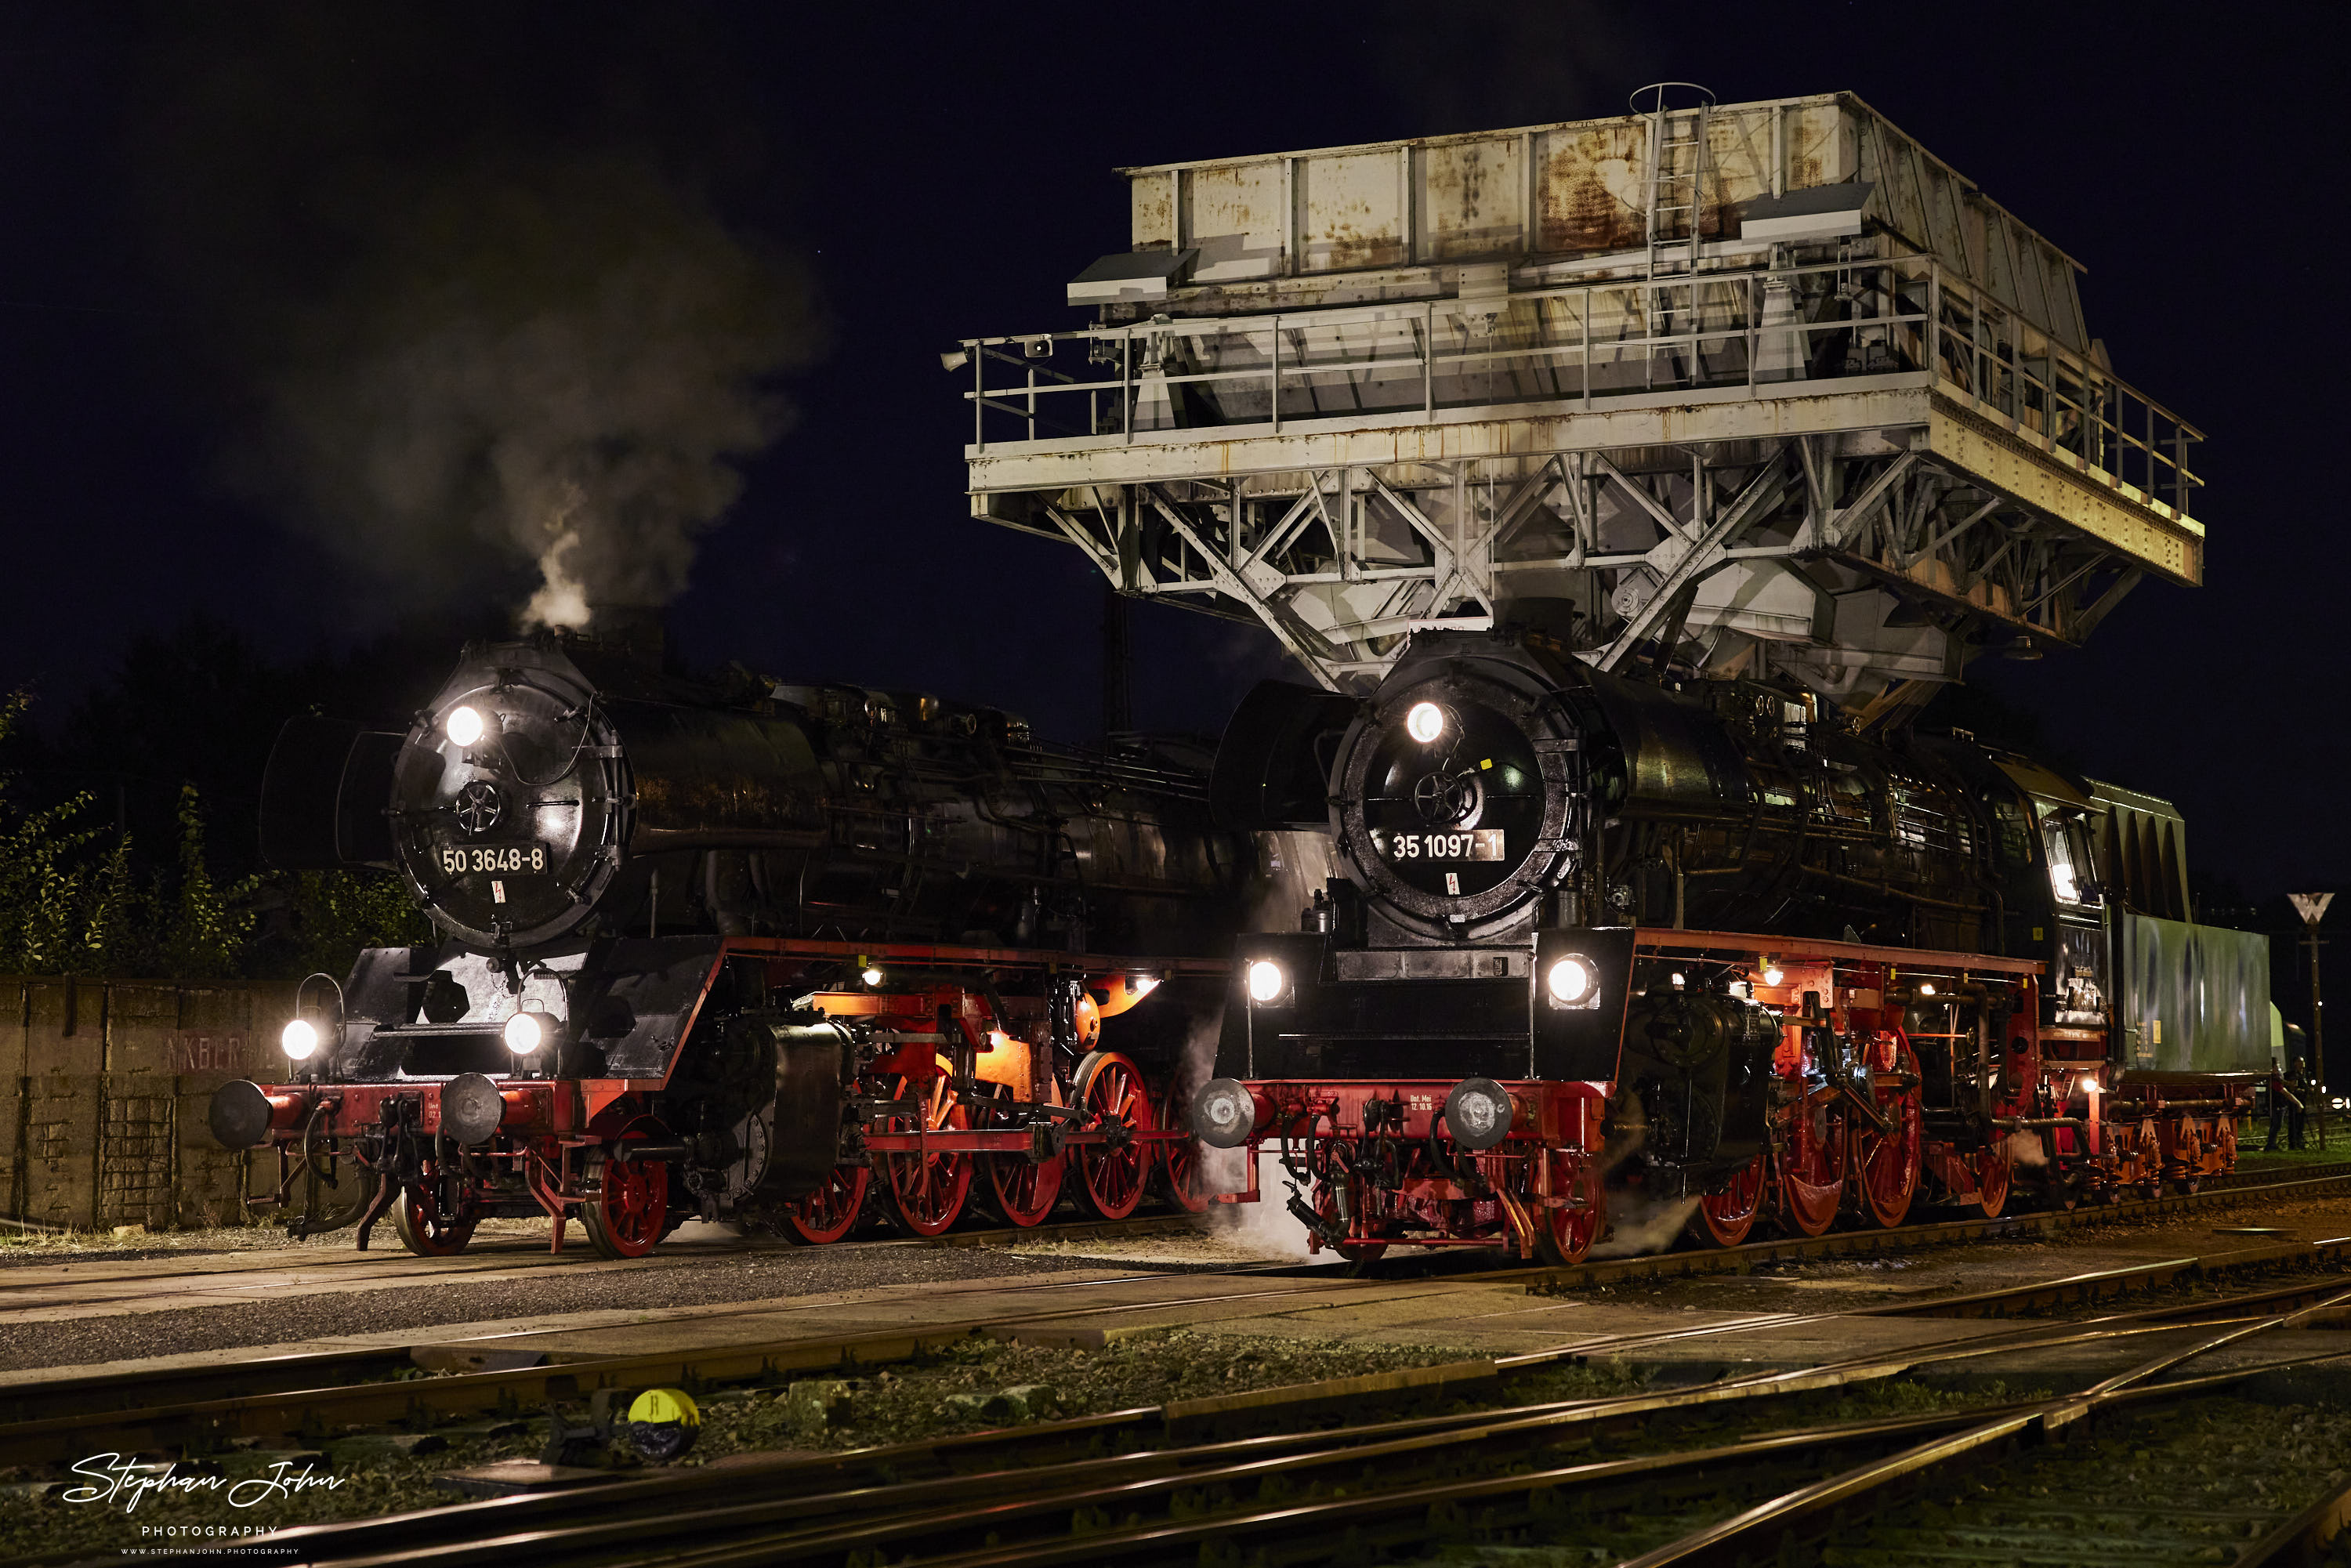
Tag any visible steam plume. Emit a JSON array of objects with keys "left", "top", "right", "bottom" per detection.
[
  {"left": 265, "top": 156, "right": 803, "bottom": 631},
  {"left": 132, "top": 9, "right": 815, "bottom": 631}
]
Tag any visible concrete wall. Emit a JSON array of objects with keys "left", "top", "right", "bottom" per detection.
[{"left": 0, "top": 976, "right": 299, "bottom": 1231}]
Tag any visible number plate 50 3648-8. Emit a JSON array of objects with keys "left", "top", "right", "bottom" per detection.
[{"left": 440, "top": 843, "right": 546, "bottom": 875}]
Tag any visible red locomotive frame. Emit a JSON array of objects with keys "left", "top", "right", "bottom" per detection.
[
  {"left": 1226, "top": 928, "right": 2254, "bottom": 1268},
  {"left": 240, "top": 936, "right": 1224, "bottom": 1256}
]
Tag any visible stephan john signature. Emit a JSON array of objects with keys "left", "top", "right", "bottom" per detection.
[{"left": 63, "top": 1453, "right": 344, "bottom": 1513}]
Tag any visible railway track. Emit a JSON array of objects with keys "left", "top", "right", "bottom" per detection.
[
  {"left": 0, "top": 1161, "right": 2338, "bottom": 1332},
  {"left": 152, "top": 1272, "right": 2351, "bottom": 1568},
  {"left": 1495, "top": 1162, "right": 2351, "bottom": 1294},
  {"left": 0, "top": 1163, "right": 2344, "bottom": 1563},
  {"left": 2, "top": 1166, "right": 2348, "bottom": 1468},
  {"left": 0, "top": 1209, "right": 1205, "bottom": 1325}
]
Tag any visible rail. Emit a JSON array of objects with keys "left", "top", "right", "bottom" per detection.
[
  {"left": 244, "top": 1276, "right": 2351, "bottom": 1566},
  {"left": 959, "top": 255, "right": 2203, "bottom": 525}
]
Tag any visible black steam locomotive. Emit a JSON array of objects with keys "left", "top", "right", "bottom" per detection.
[
  {"left": 1194, "top": 631, "right": 2270, "bottom": 1265},
  {"left": 209, "top": 629, "right": 1249, "bottom": 1257}
]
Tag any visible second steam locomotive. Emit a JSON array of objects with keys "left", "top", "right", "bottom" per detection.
[{"left": 210, "top": 628, "right": 1249, "bottom": 1256}]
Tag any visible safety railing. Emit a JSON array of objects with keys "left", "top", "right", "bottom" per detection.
[{"left": 958, "top": 255, "right": 2201, "bottom": 522}]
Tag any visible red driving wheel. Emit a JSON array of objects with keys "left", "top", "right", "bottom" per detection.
[
  {"left": 1688, "top": 1153, "right": 1767, "bottom": 1248},
  {"left": 987, "top": 1148, "right": 1063, "bottom": 1228},
  {"left": 1852, "top": 1030, "right": 1924, "bottom": 1228},
  {"left": 1976, "top": 1139, "right": 2012, "bottom": 1219},
  {"left": 1531, "top": 1149, "right": 1603, "bottom": 1266},
  {"left": 977, "top": 1085, "right": 1063, "bottom": 1229},
  {"left": 880, "top": 1072, "right": 973, "bottom": 1237},
  {"left": 581, "top": 1147, "right": 668, "bottom": 1259},
  {"left": 1158, "top": 1133, "right": 1213, "bottom": 1214},
  {"left": 1777, "top": 1095, "right": 1846, "bottom": 1237},
  {"left": 1070, "top": 1051, "right": 1156, "bottom": 1221},
  {"left": 784, "top": 1164, "right": 871, "bottom": 1244}
]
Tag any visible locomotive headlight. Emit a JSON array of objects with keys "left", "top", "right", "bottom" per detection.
[
  {"left": 1404, "top": 702, "right": 1445, "bottom": 744},
  {"left": 1246, "top": 960, "right": 1287, "bottom": 1004},
  {"left": 280, "top": 1017, "right": 319, "bottom": 1061},
  {"left": 503, "top": 1010, "right": 555, "bottom": 1055},
  {"left": 444, "top": 704, "right": 485, "bottom": 747},
  {"left": 1545, "top": 955, "right": 1593, "bottom": 1005},
  {"left": 1762, "top": 964, "right": 1785, "bottom": 987}
]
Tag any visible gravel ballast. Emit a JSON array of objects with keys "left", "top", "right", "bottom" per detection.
[{"left": 0, "top": 1241, "right": 1117, "bottom": 1373}]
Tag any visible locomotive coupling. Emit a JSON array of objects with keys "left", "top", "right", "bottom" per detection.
[{"left": 1190, "top": 1078, "right": 1260, "bottom": 1148}]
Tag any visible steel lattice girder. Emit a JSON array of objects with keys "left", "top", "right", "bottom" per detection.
[{"left": 972, "top": 377, "right": 2180, "bottom": 705}]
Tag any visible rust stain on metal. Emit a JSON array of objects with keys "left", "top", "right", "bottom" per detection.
[{"left": 1538, "top": 130, "right": 1643, "bottom": 254}]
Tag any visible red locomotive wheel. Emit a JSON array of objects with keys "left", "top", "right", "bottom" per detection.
[
  {"left": 880, "top": 1074, "right": 973, "bottom": 1237},
  {"left": 1777, "top": 1102, "right": 1846, "bottom": 1237},
  {"left": 1531, "top": 1150, "right": 1603, "bottom": 1266},
  {"left": 392, "top": 1164, "right": 476, "bottom": 1258},
  {"left": 987, "top": 1148, "right": 1063, "bottom": 1229},
  {"left": 1976, "top": 1140, "right": 2012, "bottom": 1219},
  {"left": 1851, "top": 1032, "right": 1924, "bottom": 1229},
  {"left": 1070, "top": 1051, "right": 1156, "bottom": 1221},
  {"left": 1687, "top": 1153, "right": 1767, "bottom": 1248},
  {"left": 974, "top": 1085, "right": 1062, "bottom": 1229},
  {"left": 581, "top": 1150, "right": 668, "bottom": 1260},
  {"left": 784, "top": 1164, "right": 871, "bottom": 1244},
  {"left": 1158, "top": 1134, "right": 1213, "bottom": 1215}
]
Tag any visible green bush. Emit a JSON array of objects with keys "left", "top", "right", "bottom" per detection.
[{"left": 0, "top": 690, "right": 427, "bottom": 981}]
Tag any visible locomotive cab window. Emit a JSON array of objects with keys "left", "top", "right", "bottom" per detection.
[
  {"left": 2039, "top": 812, "right": 2097, "bottom": 907},
  {"left": 1988, "top": 795, "right": 2034, "bottom": 867}
]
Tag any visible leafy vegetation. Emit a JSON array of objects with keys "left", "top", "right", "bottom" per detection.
[{"left": 0, "top": 683, "right": 427, "bottom": 982}]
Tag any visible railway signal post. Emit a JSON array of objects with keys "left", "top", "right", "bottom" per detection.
[{"left": 2292, "top": 891, "right": 2334, "bottom": 1149}]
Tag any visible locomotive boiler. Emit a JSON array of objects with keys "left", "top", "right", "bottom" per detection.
[
  {"left": 1196, "top": 630, "right": 2272, "bottom": 1265},
  {"left": 209, "top": 628, "right": 1248, "bottom": 1256}
]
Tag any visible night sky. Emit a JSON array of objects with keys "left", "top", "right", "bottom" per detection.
[{"left": 0, "top": 2, "right": 2338, "bottom": 907}]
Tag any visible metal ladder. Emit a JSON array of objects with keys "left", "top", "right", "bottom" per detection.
[{"left": 1632, "top": 83, "right": 1716, "bottom": 390}]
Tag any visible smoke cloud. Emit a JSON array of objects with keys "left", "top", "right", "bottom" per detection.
[{"left": 132, "top": 8, "right": 815, "bottom": 631}]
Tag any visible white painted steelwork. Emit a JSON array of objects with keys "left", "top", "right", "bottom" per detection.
[{"left": 962, "top": 92, "right": 2201, "bottom": 712}]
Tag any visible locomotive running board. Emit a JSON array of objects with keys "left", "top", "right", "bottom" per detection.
[{"left": 1631, "top": 927, "right": 2042, "bottom": 976}]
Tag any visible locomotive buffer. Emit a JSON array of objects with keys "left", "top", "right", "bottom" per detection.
[{"left": 955, "top": 88, "right": 2201, "bottom": 719}]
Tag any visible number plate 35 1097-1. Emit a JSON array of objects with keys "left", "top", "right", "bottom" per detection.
[
  {"left": 1386, "top": 829, "right": 1505, "bottom": 862},
  {"left": 439, "top": 843, "right": 546, "bottom": 876}
]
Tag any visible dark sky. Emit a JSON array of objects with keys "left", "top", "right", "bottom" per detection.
[{"left": 0, "top": 2, "right": 2338, "bottom": 901}]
